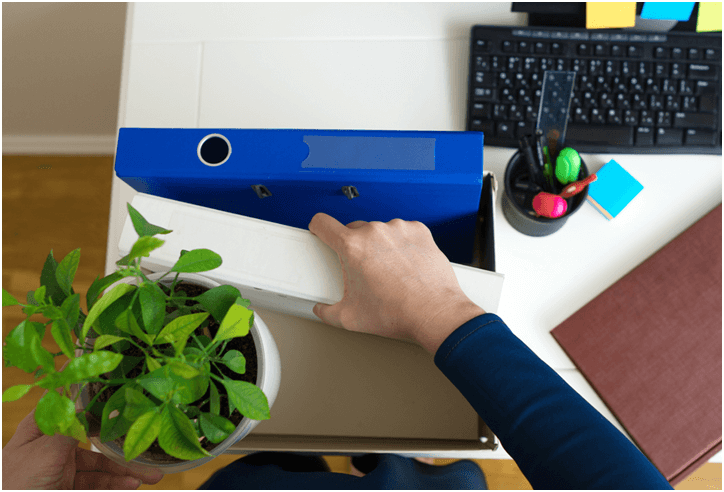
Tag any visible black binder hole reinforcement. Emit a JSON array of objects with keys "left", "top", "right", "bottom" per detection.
[
  {"left": 198, "top": 134, "right": 231, "bottom": 166},
  {"left": 342, "top": 186, "right": 359, "bottom": 199}
]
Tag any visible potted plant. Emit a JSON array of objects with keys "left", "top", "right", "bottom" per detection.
[{"left": 2, "top": 203, "right": 281, "bottom": 473}]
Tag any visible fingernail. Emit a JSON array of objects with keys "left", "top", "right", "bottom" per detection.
[{"left": 124, "top": 477, "right": 141, "bottom": 489}]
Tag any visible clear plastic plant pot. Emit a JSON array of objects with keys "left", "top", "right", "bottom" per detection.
[{"left": 73, "top": 272, "right": 281, "bottom": 474}]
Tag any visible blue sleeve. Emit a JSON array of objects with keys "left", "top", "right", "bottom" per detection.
[{"left": 434, "top": 313, "right": 672, "bottom": 490}]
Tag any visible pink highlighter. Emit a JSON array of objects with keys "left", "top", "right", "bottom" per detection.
[{"left": 532, "top": 174, "right": 598, "bottom": 219}]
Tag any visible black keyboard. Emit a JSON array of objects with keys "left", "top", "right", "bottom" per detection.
[{"left": 466, "top": 25, "right": 722, "bottom": 154}]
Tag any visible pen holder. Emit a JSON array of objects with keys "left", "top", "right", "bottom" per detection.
[{"left": 502, "top": 150, "right": 589, "bottom": 237}]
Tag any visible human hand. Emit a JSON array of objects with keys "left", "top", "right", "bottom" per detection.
[
  {"left": 308, "top": 213, "right": 485, "bottom": 354},
  {"left": 2, "top": 407, "right": 164, "bottom": 489}
]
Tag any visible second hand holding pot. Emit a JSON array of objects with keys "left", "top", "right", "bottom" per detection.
[{"left": 532, "top": 174, "right": 597, "bottom": 219}]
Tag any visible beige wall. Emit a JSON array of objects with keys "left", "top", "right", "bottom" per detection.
[{"left": 2, "top": 2, "right": 126, "bottom": 143}]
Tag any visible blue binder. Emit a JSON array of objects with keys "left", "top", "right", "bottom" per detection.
[{"left": 115, "top": 128, "right": 484, "bottom": 264}]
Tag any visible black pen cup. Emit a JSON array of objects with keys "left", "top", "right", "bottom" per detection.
[{"left": 502, "top": 150, "right": 589, "bottom": 237}]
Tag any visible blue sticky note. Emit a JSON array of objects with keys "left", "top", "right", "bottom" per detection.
[
  {"left": 587, "top": 160, "right": 643, "bottom": 220},
  {"left": 640, "top": 2, "right": 695, "bottom": 21}
]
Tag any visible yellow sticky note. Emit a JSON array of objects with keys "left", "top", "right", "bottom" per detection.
[
  {"left": 696, "top": 2, "right": 723, "bottom": 32},
  {"left": 586, "top": 2, "right": 636, "bottom": 29}
]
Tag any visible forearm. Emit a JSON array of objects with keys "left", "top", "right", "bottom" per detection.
[{"left": 435, "top": 313, "right": 672, "bottom": 490}]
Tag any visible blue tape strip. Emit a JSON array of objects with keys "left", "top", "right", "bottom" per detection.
[{"left": 301, "top": 136, "right": 435, "bottom": 170}]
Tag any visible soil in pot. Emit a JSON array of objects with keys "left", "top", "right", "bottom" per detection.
[{"left": 85, "top": 281, "right": 258, "bottom": 463}]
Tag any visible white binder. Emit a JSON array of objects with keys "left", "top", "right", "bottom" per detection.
[{"left": 118, "top": 193, "right": 504, "bottom": 321}]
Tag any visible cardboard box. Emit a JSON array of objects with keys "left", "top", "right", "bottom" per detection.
[{"left": 118, "top": 173, "right": 502, "bottom": 456}]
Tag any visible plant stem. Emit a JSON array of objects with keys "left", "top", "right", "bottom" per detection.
[{"left": 83, "top": 383, "right": 111, "bottom": 409}]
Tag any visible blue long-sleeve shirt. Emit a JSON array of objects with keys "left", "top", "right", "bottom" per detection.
[{"left": 200, "top": 313, "right": 672, "bottom": 489}]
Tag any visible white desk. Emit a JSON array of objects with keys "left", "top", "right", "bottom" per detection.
[{"left": 107, "top": 2, "right": 722, "bottom": 461}]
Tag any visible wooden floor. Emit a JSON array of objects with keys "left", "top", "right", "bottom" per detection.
[{"left": 2, "top": 155, "right": 720, "bottom": 490}]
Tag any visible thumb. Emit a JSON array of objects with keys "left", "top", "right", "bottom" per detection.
[
  {"left": 312, "top": 302, "right": 343, "bottom": 329},
  {"left": 12, "top": 409, "right": 77, "bottom": 450}
]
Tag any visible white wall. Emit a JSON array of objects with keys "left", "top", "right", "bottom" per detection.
[{"left": 2, "top": 2, "right": 127, "bottom": 154}]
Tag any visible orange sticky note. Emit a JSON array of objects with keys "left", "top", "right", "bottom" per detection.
[
  {"left": 586, "top": 2, "right": 636, "bottom": 29},
  {"left": 696, "top": 2, "right": 723, "bottom": 32}
]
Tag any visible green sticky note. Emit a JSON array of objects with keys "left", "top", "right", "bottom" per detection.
[
  {"left": 586, "top": 2, "right": 636, "bottom": 29},
  {"left": 696, "top": 2, "right": 723, "bottom": 32}
]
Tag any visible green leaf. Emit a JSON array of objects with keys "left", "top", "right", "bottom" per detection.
[
  {"left": 210, "top": 382, "right": 220, "bottom": 415},
  {"left": 100, "top": 384, "right": 133, "bottom": 443},
  {"left": 123, "top": 386, "right": 156, "bottom": 421},
  {"left": 158, "top": 405, "right": 211, "bottom": 460},
  {"left": 170, "top": 249, "right": 222, "bottom": 273},
  {"left": 51, "top": 319, "right": 76, "bottom": 359},
  {"left": 127, "top": 202, "right": 173, "bottom": 237},
  {"left": 221, "top": 380, "right": 270, "bottom": 421},
  {"left": 213, "top": 303, "right": 253, "bottom": 344},
  {"left": 146, "top": 356, "right": 162, "bottom": 372},
  {"left": 136, "top": 367, "right": 176, "bottom": 401},
  {"left": 2, "top": 384, "right": 33, "bottom": 402},
  {"left": 35, "top": 390, "right": 76, "bottom": 436},
  {"left": 86, "top": 271, "right": 124, "bottom": 312},
  {"left": 66, "top": 416, "right": 88, "bottom": 443},
  {"left": 138, "top": 283, "right": 167, "bottom": 335},
  {"left": 58, "top": 351, "right": 123, "bottom": 386},
  {"left": 2, "top": 288, "right": 19, "bottom": 307},
  {"left": 3, "top": 320, "right": 48, "bottom": 373},
  {"left": 155, "top": 312, "right": 209, "bottom": 349},
  {"left": 123, "top": 410, "right": 162, "bottom": 461},
  {"left": 60, "top": 293, "right": 81, "bottom": 332},
  {"left": 41, "top": 305, "right": 63, "bottom": 320},
  {"left": 39, "top": 250, "right": 66, "bottom": 306},
  {"left": 34, "top": 285, "right": 47, "bottom": 305},
  {"left": 56, "top": 248, "right": 80, "bottom": 297},
  {"left": 117, "top": 236, "right": 165, "bottom": 267},
  {"left": 199, "top": 412, "right": 235, "bottom": 444},
  {"left": 115, "top": 310, "right": 153, "bottom": 346},
  {"left": 93, "top": 335, "right": 128, "bottom": 351},
  {"left": 167, "top": 360, "right": 200, "bottom": 379},
  {"left": 82, "top": 283, "right": 135, "bottom": 340},
  {"left": 195, "top": 285, "right": 245, "bottom": 323},
  {"left": 106, "top": 355, "right": 143, "bottom": 380},
  {"left": 221, "top": 350, "right": 246, "bottom": 374}
]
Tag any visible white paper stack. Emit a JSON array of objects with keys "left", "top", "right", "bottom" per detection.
[{"left": 118, "top": 193, "right": 504, "bottom": 321}]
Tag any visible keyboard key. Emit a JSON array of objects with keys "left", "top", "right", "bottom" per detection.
[
  {"left": 611, "top": 45, "right": 623, "bottom": 57},
  {"left": 673, "top": 112, "right": 717, "bottom": 128},
  {"left": 670, "top": 63, "right": 685, "bottom": 78},
  {"left": 627, "top": 45, "right": 642, "bottom": 58},
  {"left": 635, "top": 126, "right": 654, "bottom": 145},
  {"left": 471, "top": 102, "right": 492, "bottom": 119},
  {"left": 682, "top": 96, "right": 698, "bottom": 112},
  {"left": 551, "top": 42, "right": 564, "bottom": 55},
  {"left": 624, "top": 110, "right": 638, "bottom": 126},
  {"left": 671, "top": 47, "right": 684, "bottom": 59},
  {"left": 496, "top": 122, "right": 515, "bottom": 139},
  {"left": 594, "top": 44, "right": 606, "bottom": 56},
  {"left": 474, "top": 39, "right": 489, "bottom": 52},
  {"left": 654, "top": 46, "right": 667, "bottom": 59},
  {"left": 502, "top": 40, "right": 514, "bottom": 53},
  {"left": 640, "top": 110, "right": 655, "bottom": 126},
  {"left": 656, "top": 128, "right": 683, "bottom": 145},
  {"left": 474, "top": 87, "right": 495, "bottom": 101},
  {"left": 684, "top": 129, "right": 716, "bottom": 146},
  {"left": 567, "top": 125, "right": 634, "bottom": 146},
  {"left": 534, "top": 42, "right": 548, "bottom": 54},
  {"left": 657, "top": 111, "right": 673, "bottom": 126},
  {"left": 688, "top": 48, "right": 700, "bottom": 60},
  {"left": 514, "top": 121, "right": 534, "bottom": 138},
  {"left": 695, "top": 80, "right": 717, "bottom": 95},
  {"left": 699, "top": 94, "right": 716, "bottom": 113},
  {"left": 471, "top": 119, "right": 494, "bottom": 135},
  {"left": 578, "top": 43, "right": 591, "bottom": 56},
  {"left": 665, "top": 95, "right": 681, "bottom": 111},
  {"left": 704, "top": 48, "right": 720, "bottom": 61},
  {"left": 518, "top": 41, "right": 533, "bottom": 53},
  {"left": 475, "top": 71, "right": 496, "bottom": 87},
  {"left": 688, "top": 63, "right": 717, "bottom": 80},
  {"left": 475, "top": 55, "right": 490, "bottom": 71}
]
